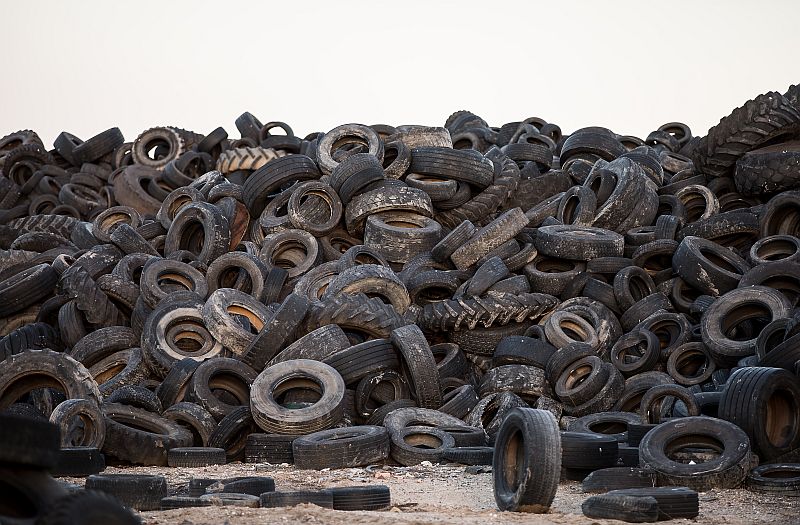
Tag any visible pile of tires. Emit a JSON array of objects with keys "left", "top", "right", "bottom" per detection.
[{"left": 0, "top": 85, "right": 800, "bottom": 519}]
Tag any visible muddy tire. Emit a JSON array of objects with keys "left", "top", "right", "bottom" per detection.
[{"left": 493, "top": 408, "right": 561, "bottom": 513}]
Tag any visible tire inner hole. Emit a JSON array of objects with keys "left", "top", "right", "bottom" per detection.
[
  {"left": 273, "top": 377, "right": 323, "bottom": 408},
  {"left": 403, "top": 432, "right": 443, "bottom": 450},
  {"left": 664, "top": 435, "right": 723, "bottom": 464}
]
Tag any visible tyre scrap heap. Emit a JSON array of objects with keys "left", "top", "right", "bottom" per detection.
[{"left": 2, "top": 85, "right": 800, "bottom": 523}]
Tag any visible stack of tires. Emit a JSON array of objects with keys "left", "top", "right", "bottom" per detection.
[{"left": 0, "top": 85, "right": 799, "bottom": 520}]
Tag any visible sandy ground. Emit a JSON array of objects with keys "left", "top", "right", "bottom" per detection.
[{"left": 58, "top": 462, "right": 800, "bottom": 525}]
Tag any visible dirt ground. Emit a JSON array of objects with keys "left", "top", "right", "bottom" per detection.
[{"left": 59, "top": 462, "right": 800, "bottom": 525}]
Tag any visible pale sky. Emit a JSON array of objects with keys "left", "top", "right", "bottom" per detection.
[{"left": 2, "top": 0, "right": 799, "bottom": 147}]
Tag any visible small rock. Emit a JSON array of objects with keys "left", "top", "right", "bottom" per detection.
[{"left": 700, "top": 490, "right": 719, "bottom": 502}]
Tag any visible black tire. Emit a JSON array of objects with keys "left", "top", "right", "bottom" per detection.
[
  {"left": 132, "top": 127, "right": 185, "bottom": 169},
  {"left": 543, "top": 310, "right": 599, "bottom": 349},
  {"left": 749, "top": 234, "right": 800, "bottom": 266},
  {"left": 432, "top": 342, "right": 470, "bottom": 379},
  {"left": 701, "top": 286, "right": 791, "bottom": 366},
  {"left": 617, "top": 444, "right": 642, "bottom": 468},
  {"left": 244, "top": 292, "right": 310, "bottom": 370},
  {"left": 561, "top": 431, "right": 619, "bottom": 470},
  {"left": 0, "top": 321, "right": 62, "bottom": 362},
  {"left": 53, "top": 131, "right": 83, "bottom": 166},
  {"left": 155, "top": 358, "right": 200, "bottom": 409},
  {"left": 330, "top": 153, "right": 385, "bottom": 204},
  {"left": 479, "top": 364, "right": 550, "bottom": 402},
  {"left": 382, "top": 406, "right": 466, "bottom": 436},
  {"left": 639, "top": 383, "right": 700, "bottom": 423},
  {"left": 430, "top": 220, "right": 477, "bottom": 263},
  {"left": 163, "top": 401, "right": 217, "bottom": 447},
  {"left": 390, "top": 324, "right": 442, "bottom": 409},
  {"left": 390, "top": 425, "right": 455, "bottom": 466},
  {"left": 363, "top": 212, "right": 442, "bottom": 265},
  {"left": 344, "top": 185, "right": 434, "bottom": 236},
  {"left": 493, "top": 408, "right": 561, "bottom": 513},
  {"left": 535, "top": 225, "right": 624, "bottom": 261},
  {"left": 202, "top": 287, "right": 273, "bottom": 356},
  {"left": 610, "top": 329, "right": 660, "bottom": 378},
  {"left": 328, "top": 485, "right": 391, "bottom": 511},
  {"left": 692, "top": 91, "right": 800, "bottom": 178},
  {"left": 269, "top": 324, "right": 351, "bottom": 365},
  {"left": 627, "top": 422, "right": 658, "bottom": 447},
  {"left": 442, "top": 446, "right": 494, "bottom": 465},
  {"left": 323, "top": 264, "right": 410, "bottom": 314},
  {"left": 160, "top": 496, "right": 213, "bottom": 509},
  {"left": 607, "top": 487, "right": 700, "bottom": 520},
  {"left": 556, "top": 185, "right": 597, "bottom": 226},
  {"left": 581, "top": 467, "right": 657, "bottom": 493},
  {"left": 410, "top": 147, "right": 494, "bottom": 188},
  {"left": 37, "top": 490, "right": 139, "bottom": 525},
  {"left": 207, "top": 406, "right": 256, "bottom": 462},
  {"left": 0, "top": 349, "right": 102, "bottom": 411},
  {"left": 260, "top": 490, "right": 334, "bottom": 509},
  {"left": 215, "top": 476, "right": 275, "bottom": 496},
  {"left": 747, "top": 463, "right": 800, "bottom": 495},
  {"left": 101, "top": 403, "right": 193, "bottom": 466},
  {"left": 563, "top": 363, "right": 625, "bottom": 417},
  {"left": 666, "top": 342, "right": 716, "bottom": 386},
  {"left": 303, "top": 292, "right": 406, "bottom": 341},
  {"left": 581, "top": 493, "right": 659, "bottom": 523},
  {"left": 450, "top": 208, "right": 530, "bottom": 270},
  {"left": 545, "top": 342, "right": 596, "bottom": 386},
  {"left": 0, "top": 263, "right": 58, "bottom": 317},
  {"left": 250, "top": 359, "right": 345, "bottom": 434},
  {"left": 49, "top": 398, "right": 106, "bottom": 449},
  {"left": 614, "top": 266, "right": 657, "bottom": 312},
  {"left": 167, "top": 447, "right": 226, "bottom": 467},
  {"left": 71, "top": 128, "right": 124, "bottom": 164},
  {"left": 673, "top": 236, "right": 750, "bottom": 296},
  {"left": 718, "top": 366, "right": 800, "bottom": 461},
  {"left": 739, "top": 260, "right": 800, "bottom": 309},
  {"left": 164, "top": 201, "right": 231, "bottom": 266},
  {"left": 639, "top": 416, "right": 751, "bottom": 490},
  {"left": 493, "top": 336, "right": 555, "bottom": 369},
  {"left": 418, "top": 291, "right": 558, "bottom": 333},
  {"left": 90, "top": 347, "right": 148, "bottom": 397},
  {"left": 287, "top": 180, "right": 343, "bottom": 236},
  {"left": 567, "top": 411, "right": 641, "bottom": 443},
  {"left": 205, "top": 251, "right": 269, "bottom": 303},
  {"left": 438, "top": 385, "right": 479, "bottom": 420},
  {"left": 59, "top": 264, "right": 123, "bottom": 327},
  {"left": 187, "top": 357, "right": 257, "bottom": 421},
  {"left": 526, "top": 257, "right": 587, "bottom": 296},
  {"left": 613, "top": 371, "right": 676, "bottom": 413},
  {"left": 185, "top": 478, "right": 233, "bottom": 497},
  {"left": 322, "top": 339, "right": 399, "bottom": 385},
  {"left": 139, "top": 258, "right": 208, "bottom": 309},
  {"left": 317, "top": 124, "right": 384, "bottom": 176},
  {"left": 292, "top": 425, "right": 390, "bottom": 469},
  {"left": 245, "top": 433, "right": 296, "bottom": 464},
  {"left": 106, "top": 385, "right": 162, "bottom": 413},
  {"left": 0, "top": 413, "right": 61, "bottom": 469},
  {"left": 85, "top": 473, "right": 167, "bottom": 511},
  {"left": 441, "top": 425, "right": 487, "bottom": 447},
  {"left": 555, "top": 356, "right": 611, "bottom": 407},
  {"left": 109, "top": 223, "right": 158, "bottom": 256}
]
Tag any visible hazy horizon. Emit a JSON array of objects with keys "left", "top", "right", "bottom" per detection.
[{"left": 1, "top": 0, "right": 798, "bottom": 147}]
